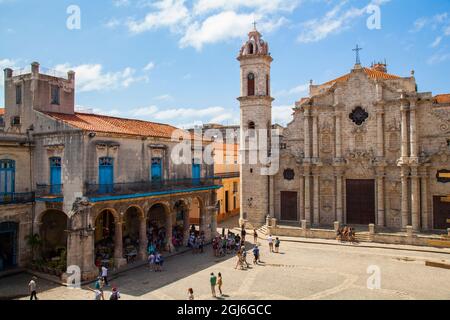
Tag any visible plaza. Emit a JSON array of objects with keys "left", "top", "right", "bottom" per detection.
[{"left": 2, "top": 224, "right": 450, "bottom": 300}]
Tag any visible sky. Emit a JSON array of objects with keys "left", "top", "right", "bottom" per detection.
[{"left": 1, "top": 0, "right": 449, "bottom": 128}]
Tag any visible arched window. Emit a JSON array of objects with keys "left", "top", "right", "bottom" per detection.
[
  {"left": 248, "top": 43, "right": 254, "bottom": 54},
  {"left": 266, "top": 74, "right": 270, "bottom": 96},
  {"left": 247, "top": 73, "right": 255, "bottom": 96},
  {"left": 0, "top": 159, "right": 15, "bottom": 194},
  {"left": 248, "top": 121, "right": 256, "bottom": 130}
]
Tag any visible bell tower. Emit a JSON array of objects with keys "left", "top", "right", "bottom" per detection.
[{"left": 238, "top": 27, "right": 273, "bottom": 228}]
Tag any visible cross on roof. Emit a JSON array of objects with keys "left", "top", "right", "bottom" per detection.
[
  {"left": 352, "top": 44, "right": 363, "bottom": 65},
  {"left": 253, "top": 20, "right": 257, "bottom": 30}
]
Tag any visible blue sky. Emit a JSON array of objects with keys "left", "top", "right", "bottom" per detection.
[{"left": 1, "top": 0, "right": 449, "bottom": 127}]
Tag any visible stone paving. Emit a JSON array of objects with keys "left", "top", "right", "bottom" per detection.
[{"left": 2, "top": 233, "right": 450, "bottom": 300}]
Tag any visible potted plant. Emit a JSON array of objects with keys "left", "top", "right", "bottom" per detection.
[{"left": 25, "top": 234, "right": 42, "bottom": 263}]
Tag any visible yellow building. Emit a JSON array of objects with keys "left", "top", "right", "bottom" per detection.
[{"left": 214, "top": 143, "right": 240, "bottom": 223}]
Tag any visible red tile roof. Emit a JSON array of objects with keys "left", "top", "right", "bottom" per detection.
[
  {"left": 322, "top": 67, "right": 401, "bottom": 86},
  {"left": 0, "top": 108, "right": 4, "bottom": 116},
  {"left": 42, "top": 111, "right": 179, "bottom": 138},
  {"left": 434, "top": 94, "right": 450, "bottom": 104}
]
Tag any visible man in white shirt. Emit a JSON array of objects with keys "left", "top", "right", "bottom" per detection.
[
  {"left": 267, "top": 235, "right": 274, "bottom": 253},
  {"left": 28, "top": 276, "right": 38, "bottom": 300},
  {"left": 101, "top": 265, "right": 109, "bottom": 286}
]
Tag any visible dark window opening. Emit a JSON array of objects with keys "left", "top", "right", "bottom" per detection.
[
  {"left": 248, "top": 43, "right": 254, "bottom": 54},
  {"left": 248, "top": 121, "right": 255, "bottom": 130},
  {"left": 266, "top": 75, "right": 270, "bottom": 96},
  {"left": 51, "top": 85, "right": 60, "bottom": 105},
  {"left": 15, "top": 85, "right": 22, "bottom": 105},
  {"left": 247, "top": 73, "right": 255, "bottom": 96}
]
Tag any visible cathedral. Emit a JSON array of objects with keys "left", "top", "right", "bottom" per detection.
[{"left": 239, "top": 28, "right": 450, "bottom": 231}]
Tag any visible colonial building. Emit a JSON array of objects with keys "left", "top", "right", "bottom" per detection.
[
  {"left": 0, "top": 62, "right": 220, "bottom": 279},
  {"left": 239, "top": 28, "right": 450, "bottom": 231}
]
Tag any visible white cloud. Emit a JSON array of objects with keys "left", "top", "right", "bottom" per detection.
[
  {"left": 276, "top": 83, "right": 309, "bottom": 97},
  {"left": 127, "top": 0, "right": 190, "bottom": 34},
  {"left": 154, "top": 94, "right": 173, "bottom": 101},
  {"left": 130, "top": 105, "right": 159, "bottom": 116},
  {"left": 143, "top": 61, "right": 155, "bottom": 71},
  {"left": 113, "top": 0, "right": 130, "bottom": 7},
  {"left": 431, "top": 36, "right": 442, "bottom": 48},
  {"left": 427, "top": 52, "right": 450, "bottom": 65},
  {"left": 193, "top": 0, "right": 299, "bottom": 16},
  {"left": 53, "top": 63, "right": 147, "bottom": 92},
  {"left": 272, "top": 105, "right": 294, "bottom": 125},
  {"left": 104, "top": 18, "right": 121, "bottom": 29},
  {"left": 180, "top": 11, "right": 256, "bottom": 50}
]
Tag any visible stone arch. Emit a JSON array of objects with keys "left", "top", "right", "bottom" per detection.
[
  {"left": 0, "top": 221, "right": 19, "bottom": 270},
  {"left": 147, "top": 202, "right": 171, "bottom": 252},
  {"left": 93, "top": 208, "right": 120, "bottom": 266},
  {"left": 247, "top": 73, "right": 255, "bottom": 96},
  {"left": 39, "top": 209, "right": 68, "bottom": 260}
]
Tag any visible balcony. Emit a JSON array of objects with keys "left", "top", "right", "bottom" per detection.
[
  {"left": 0, "top": 192, "right": 35, "bottom": 205},
  {"left": 36, "top": 184, "right": 64, "bottom": 199},
  {"left": 85, "top": 178, "right": 222, "bottom": 199},
  {"left": 213, "top": 172, "right": 240, "bottom": 179}
]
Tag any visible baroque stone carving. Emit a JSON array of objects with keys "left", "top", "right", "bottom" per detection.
[
  {"left": 344, "top": 149, "right": 375, "bottom": 178},
  {"left": 430, "top": 109, "right": 450, "bottom": 133}
]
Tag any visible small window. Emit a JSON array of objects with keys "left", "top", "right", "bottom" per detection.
[
  {"left": 248, "top": 121, "right": 255, "bottom": 130},
  {"left": 247, "top": 73, "right": 255, "bottom": 96},
  {"left": 266, "top": 75, "right": 270, "bottom": 96},
  {"left": 248, "top": 43, "right": 254, "bottom": 54},
  {"left": 16, "top": 85, "right": 22, "bottom": 104},
  {"left": 233, "top": 182, "right": 238, "bottom": 193},
  {"left": 11, "top": 116, "right": 20, "bottom": 126},
  {"left": 51, "top": 85, "right": 60, "bottom": 105}
]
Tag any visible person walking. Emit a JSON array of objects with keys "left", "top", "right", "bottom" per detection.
[
  {"left": 110, "top": 287, "right": 121, "bottom": 300},
  {"left": 267, "top": 234, "right": 274, "bottom": 253},
  {"left": 28, "top": 276, "right": 38, "bottom": 300},
  {"left": 241, "top": 227, "right": 246, "bottom": 242},
  {"left": 101, "top": 264, "right": 109, "bottom": 286},
  {"left": 274, "top": 237, "right": 280, "bottom": 253},
  {"left": 252, "top": 245, "right": 260, "bottom": 265},
  {"left": 253, "top": 229, "right": 258, "bottom": 244},
  {"left": 188, "top": 288, "right": 194, "bottom": 300},
  {"left": 217, "top": 273, "right": 223, "bottom": 296},
  {"left": 94, "top": 276, "right": 105, "bottom": 300},
  {"left": 242, "top": 248, "right": 250, "bottom": 268},
  {"left": 210, "top": 273, "right": 217, "bottom": 298},
  {"left": 148, "top": 252, "right": 155, "bottom": 271}
]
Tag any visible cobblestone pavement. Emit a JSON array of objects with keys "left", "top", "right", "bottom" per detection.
[{"left": 2, "top": 234, "right": 450, "bottom": 300}]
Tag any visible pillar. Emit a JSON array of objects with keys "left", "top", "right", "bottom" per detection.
[
  {"left": 304, "top": 166, "right": 311, "bottom": 224},
  {"left": 409, "top": 100, "right": 418, "bottom": 161},
  {"left": 313, "top": 170, "right": 320, "bottom": 225},
  {"left": 165, "top": 212, "right": 173, "bottom": 252},
  {"left": 420, "top": 168, "right": 429, "bottom": 230},
  {"left": 401, "top": 167, "right": 409, "bottom": 229},
  {"left": 114, "top": 221, "right": 126, "bottom": 268},
  {"left": 304, "top": 109, "right": 311, "bottom": 159},
  {"left": 210, "top": 206, "right": 218, "bottom": 238},
  {"left": 269, "top": 175, "right": 275, "bottom": 218},
  {"left": 336, "top": 171, "right": 343, "bottom": 224},
  {"left": 411, "top": 168, "right": 420, "bottom": 231},
  {"left": 376, "top": 109, "right": 384, "bottom": 158},
  {"left": 299, "top": 174, "right": 305, "bottom": 222},
  {"left": 138, "top": 216, "right": 148, "bottom": 260},
  {"left": 376, "top": 172, "right": 385, "bottom": 227},
  {"left": 400, "top": 101, "right": 409, "bottom": 162},
  {"left": 335, "top": 111, "right": 342, "bottom": 159},
  {"left": 312, "top": 112, "right": 319, "bottom": 159}
]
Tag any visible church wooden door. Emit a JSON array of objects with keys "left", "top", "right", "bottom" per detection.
[
  {"left": 280, "top": 191, "right": 298, "bottom": 221},
  {"left": 346, "top": 180, "right": 375, "bottom": 225},
  {"left": 433, "top": 196, "right": 450, "bottom": 230}
]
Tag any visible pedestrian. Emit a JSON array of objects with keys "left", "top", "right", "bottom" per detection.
[
  {"left": 28, "top": 276, "right": 38, "bottom": 300},
  {"left": 110, "top": 287, "right": 121, "bottom": 300},
  {"left": 101, "top": 264, "right": 109, "bottom": 286},
  {"left": 234, "top": 250, "right": 243, "bottom": 270},
  {"left": 252, "top": 245, "right": 260, "bottom": 265},
  {"left": 253, "top": 229, "right": 258, "bottom": 244},
  {"left": 148, "top": 252, "right": 155, "bottom": 271},
  {"left": 274, "top": 237, "right": 280, "bottom": 253},
  {"left": 155, "top": 252, "right": 162, "bottom": 272},
  {"left": 188, "top": 288, "right": 194, "bottom": 300},
  {"left": 217, "top": 272, "right": 223, "bottom": 296},
  {"left": 241, "top": 227, "right": 246, "bottom": 242},
  {"left": 94, "top": 276, "right": 105, "bottom": 300},
  {"left": 210, "top": 273, "right": 217, "bottom": 298},
  {"left": 267, "top": 234, "right": 274, "bottom": 253},
  {"left": 242, "top": 248, "right": 250, "bottom": 268}
]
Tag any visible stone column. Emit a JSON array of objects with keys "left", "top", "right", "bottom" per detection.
[
  {"left": 335, "top": 171, "right": 343, "bottom": 224},
  {"left": 376, "top": 170, "right": 385, "bottom": 227},
  {"left": 376, "top": 108, "right": 384, "bottom": 158},
  {"left": 165, "top": 212, "right": 174, "bottom": 252},
  {"left": 409, "top": 100, "right": 419, "bottom": 161},
  {"left": 299, "top": 173, "right": 305, "bottom": 222},
  {"left": 210, "top": 206, "right": 218, "bottom": 238},
  {"left": 138, "top": 216, "right": 148, "bottom": 260},
  {"left": 313, "top": 168, "right": 320, "bottom": 226},
  {"left": 304, "top": 108, "right": 311, "bottom": 159},
  {"left": 269, "top": 176, "right": 275, "bottom": 218},
  {"left": 312, "top": 112, "right": 319, "bottom": 159},
  {"left": 304, "top": 166, "right": 311, "bottom": 224},
  {"left": 401, "top": 167, "right": 409, "bottom": 229},
  {"left": 183, "top": 206, "right": 191, "bottom": 247},
  {"left": 114, "top": 221, "right": 126, "bottom": 269},
  {"left": 400, "top": 101, "right": 409, "bottom": 162},
  {"left": 411, "top": 168, "right": 420, "bottom": 231},
  {"left": 420, "top": 168, "right": 429, "bottom": 230},
  {"left": 335, "top": 111, "right": 342, "bottom": 159}
]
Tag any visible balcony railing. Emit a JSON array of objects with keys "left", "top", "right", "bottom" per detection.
[
  {"left": 0, "top": 192, "right": 35, "bottom": 205},
  {"left": 36, "top": 184, "right": 64, "bottom": 198},
  {"left": 85, "top": 178, "right": 222, "bottom": 197},
  {"left": 213, "top": 172, "right": 240, "bottom": 179}
]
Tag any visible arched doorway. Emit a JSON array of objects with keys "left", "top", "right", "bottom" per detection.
[
  {"left": 123, "top": 207, "right": 141, "bottom": 263},
  {"left": 189, "top": 197, "right": 202, "bottom": 232},
  {"left": 40, "top": 210, "right": 68, "bottom": 260},
  {"left": 0, "top": 222, "right": 18, "bottom": 271},
  {"left": 94, "top": 210, "right": 116, "bottom": 267},
  {"left": 147, "top": 203, "right": 168, "bottom": 252}
]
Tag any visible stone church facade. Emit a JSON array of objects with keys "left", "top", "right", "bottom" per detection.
[{"left": 239, "top": 29, "right": 450, "bottom": 231}]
